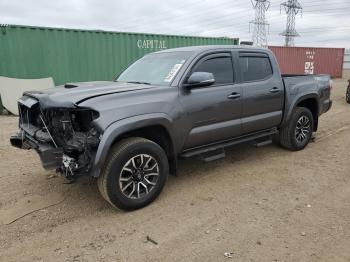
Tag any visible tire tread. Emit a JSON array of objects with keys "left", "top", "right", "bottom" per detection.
[
  {"left": 279, "top": 107, "right": 313, "bottom": 151},
  {"left": 97, "top": 137, "right": 154, "bottom": 209}
]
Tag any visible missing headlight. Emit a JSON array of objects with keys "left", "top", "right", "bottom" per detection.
[{"left": 42, "top": 108, "right": 101, "bottom": 177}]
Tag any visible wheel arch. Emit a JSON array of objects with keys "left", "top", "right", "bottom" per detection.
[
  {"left": 285, "top": 94, "right": 320, "bottom": 131},
  {"left": 91, "top": 114, "right": 177, "bottom": 177}
]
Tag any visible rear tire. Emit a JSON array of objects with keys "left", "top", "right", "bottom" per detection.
[
  {"left": 279, "top": 107, "right": 314, "bottom": 151},
  {"left": 98, "top": 137, "right": 169, "bottom": 211},
  {"left": 346, "top": 86, "right": 350, "bottom": 104}
]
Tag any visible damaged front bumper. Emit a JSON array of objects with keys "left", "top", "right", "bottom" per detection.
[
  {"left": 11, "top": 95, "right": 101, "bottom": 178},
  {"left": 10, "top": 129, "right": 63, "bottom": 170}
]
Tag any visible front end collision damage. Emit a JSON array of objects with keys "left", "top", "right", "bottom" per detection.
[{"left": 11, "top": 96, "right": 101, "bottom": 179}]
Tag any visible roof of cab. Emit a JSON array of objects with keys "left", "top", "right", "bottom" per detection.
[{"left": 154, "top": 45, "right": 269, "bottom": 54}]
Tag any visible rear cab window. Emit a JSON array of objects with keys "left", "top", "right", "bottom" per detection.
[{"left": 239, "top": 53, "right": 273, "bottom": 82}]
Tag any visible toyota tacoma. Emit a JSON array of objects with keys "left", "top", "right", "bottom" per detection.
[{"left": 10, "top": 46, "right": 332, "bottom": 210}]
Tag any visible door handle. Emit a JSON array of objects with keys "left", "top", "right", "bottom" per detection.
[
  {"left": 227, "top": 92, "right": 241, "bottom": 99},
  {"left": 269, "top": 87, "right": 280, "bottom": 93}
]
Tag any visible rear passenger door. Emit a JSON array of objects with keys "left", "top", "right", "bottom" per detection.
[{"left": 238, "top": 52, "right": 284, "bottom": 134}]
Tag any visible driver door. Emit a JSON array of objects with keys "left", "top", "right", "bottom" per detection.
[{"left": 180, "top": 52, "right": 243, "bottom": 149}]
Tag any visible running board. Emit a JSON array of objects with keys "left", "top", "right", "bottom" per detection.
[
  {"left": 200, "top": 148, "right": 226, "bottom": 162},
  {"left": 181, "top": 128, "right": 277, "bottom": 158},
  {"left": 251, "top": 137, "right": 273, "bottom": 148}
]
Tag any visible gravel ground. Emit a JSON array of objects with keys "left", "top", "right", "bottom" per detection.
[{"left": 0, "top": 75, "right": 349, "bottom": 262}]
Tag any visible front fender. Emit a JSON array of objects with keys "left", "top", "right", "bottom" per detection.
[{"left": 90, "top": 113, "right": 175, "bottom": 177}]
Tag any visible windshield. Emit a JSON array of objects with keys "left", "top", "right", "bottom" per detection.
[{"left": 117, "top": 51, "right": 193, "bottom": 86}]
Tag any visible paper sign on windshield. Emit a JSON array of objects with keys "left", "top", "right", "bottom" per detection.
[{"left": 164, "top": 64, "right": 183, "bottom": 82}]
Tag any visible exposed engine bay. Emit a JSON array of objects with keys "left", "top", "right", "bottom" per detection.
[
  {"left": 11, "top": 96, "right": 101, "bottom": 179},
  {"left": 44, "top": 109, "right": 100, "bottom": 176}
]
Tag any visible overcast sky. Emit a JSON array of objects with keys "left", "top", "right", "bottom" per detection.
[{"left": 0, "top": 0, "right": 349, "bottom": 48}]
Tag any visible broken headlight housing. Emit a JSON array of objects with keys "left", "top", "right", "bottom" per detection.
[{"left": 43, "top": 108, "right": 101, "bottom": 177}]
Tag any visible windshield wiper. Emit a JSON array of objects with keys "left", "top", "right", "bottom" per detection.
[{"left": 126, "top": 81, "right": 151, "bottom": 85}]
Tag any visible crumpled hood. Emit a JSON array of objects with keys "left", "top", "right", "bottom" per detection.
[{"left": 23, "top": 81, "right": 153, "bottom": 109}]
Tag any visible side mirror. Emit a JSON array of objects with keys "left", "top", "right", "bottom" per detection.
[{"left": 184, "top": 72, "right": 215, "bottom": 88}]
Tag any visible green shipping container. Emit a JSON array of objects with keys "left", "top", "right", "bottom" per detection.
[
  {"left": 0, "top": 25, "right": 239, "bottom": 84},
  {"left": 0, "top": 24, "right": 238, "bottom": 111}
]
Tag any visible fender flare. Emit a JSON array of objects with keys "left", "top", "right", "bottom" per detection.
[
  {"left": 90, "top": 113, "right": 175, "bottom": 177},
  {"left": 282, "top": 93, "right": 320, "bottom": 127}
]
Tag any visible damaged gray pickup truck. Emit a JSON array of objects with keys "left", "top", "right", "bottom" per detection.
[{"left": 11, "top": 46, "right": 332, "bottom": 210}]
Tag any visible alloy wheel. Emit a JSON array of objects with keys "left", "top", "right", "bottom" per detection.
[
  {"left": 295, "top": 115, "right": 311, "bottom": 143},
  {"left": 119, "top": 154, "right": 159, "bottom": 199}
]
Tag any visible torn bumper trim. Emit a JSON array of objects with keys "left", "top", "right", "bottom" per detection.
[
  {"left": 10, "top": 133, "right": 25, "bottom": 149},
  {"left": 10, "top": 131, "right": 63, "bottom": 170}
]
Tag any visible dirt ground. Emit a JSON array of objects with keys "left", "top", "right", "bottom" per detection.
[{"left": 1, "top": 74, "right": 350, "bottom": 262}]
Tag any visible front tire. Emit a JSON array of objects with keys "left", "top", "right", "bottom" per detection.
[
  {"left": 98, "top": 137, "right": 169, "bottom": 210},
  {"left": 279, "top": 107, "right": 314, "bottom": 151},
  {"left": 346, "top": 86, "right": 350, "bottom": 104}
]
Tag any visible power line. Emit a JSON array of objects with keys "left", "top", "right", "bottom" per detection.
[
  {"left": 270, "top": 25, "right": 350, "bottom": 32},
  {"left": 4, "top": 0, "right": 347, "bottom": 48},
  {"left": 115, "top": 0, "right": 348, "bottom": 37},
  {"left": 132, "top": 8, "right": 348, "bottom": 36}
]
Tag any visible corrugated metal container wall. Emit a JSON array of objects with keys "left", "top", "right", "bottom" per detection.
[
  {"left": 0, "top": 25, "right": 239, "bottom": 85},
  {"left": 269, "top": 46, "right": 345, "bottom": 78},
  {"left": 343, "top": 49, "right": 350, "bottom": 70}
]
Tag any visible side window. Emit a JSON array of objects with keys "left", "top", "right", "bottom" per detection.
[
  {"left": 193, "top": 56, "right": 234, "bottom": 85},
  {"left": 239, "top": 56, "right": 273, "bottom": 82}
]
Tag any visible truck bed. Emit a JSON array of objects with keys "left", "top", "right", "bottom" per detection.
[
  {"left": 282, "top": 74, "right": 331, "bottom": 90},
  {"left": 282, "top": 74, "right": 332, "bottom": 118}
]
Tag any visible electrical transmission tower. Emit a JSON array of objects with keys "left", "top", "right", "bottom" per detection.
[
  {"left": 250, "top": 0, "right": 270, "bottom": 47},
  {"left": 280, "top": 0, "right": 302, "bottom": 47}
]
